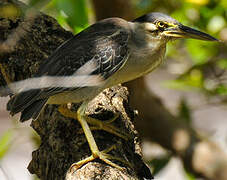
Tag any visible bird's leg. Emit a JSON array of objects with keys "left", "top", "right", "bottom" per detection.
[
  {"left": 59, "top": 104, "right": 130, "bottom": 140},
  {"left": 58, "top": 103, "right": 131, "bottom": 170},
  {"left": 102, "top": 113, "right": 119, "bottom": 124},
  {"left": 80, "top": 114, "right": 130, "bottom": 140},
  {"left": 0, "top": 63, "right": 11, "bottom": 84}
]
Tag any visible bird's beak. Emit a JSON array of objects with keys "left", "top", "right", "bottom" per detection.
[{"left": 164, "top": 24, "right": 219, "bottom": 41}]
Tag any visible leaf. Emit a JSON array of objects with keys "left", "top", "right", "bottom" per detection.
[
  {"left": 0, "top": 130, "right": 13, "bottom": 159},
  {"left": 164, "top": 79, "right": 192, "bottom": 90},
  {"left": 185, "top": 169, "right": 196, "bottom": 180},
  {"left": 164, "top": 69, "right": 203, "bottom": 90},
  {"left": 55, "top": 0, "right": 89, "bottom": 33},
  {"left": 215, "top": 84, "right": 227, "bottom": 95},
  {"left": 178, "top": 98, "right": 192, "bottom": 124},
  {"left": 0, "top": 4, "right": 21, "bottom": 19},
  {"left": 148, "top": 156, "right": 171, "bottom": 175},
  {"left": 186, "top": 0, "right": 209, "bottom": 6},
  {"left": 28, "top": 0, "right": 51, "bottom": 9},
  {"left": 217, "top": 59, "right": 227, "bottom": 69},
  {"left": 33, "top": 174, "right": 40, "bottom": 180},
  {"left": 186, "top": 40, "right": 217, "bottom": 65},
  {"left": 30, "top": 130, "right": 41, "bottom": 147}
]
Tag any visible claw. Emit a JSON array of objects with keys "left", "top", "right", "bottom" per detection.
[{"left": 69, "top": 144, "right": 132, "bottom": 172}]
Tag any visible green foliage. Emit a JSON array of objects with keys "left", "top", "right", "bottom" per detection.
[
  {"left": 28, "top": 0, "right": 51, "bottom": 8},
  {"left": 163, "top": 0, "right": 227, "bottom": 101},
  {"left": 215, "top": 84, "right": 227, "bottom": 95},
  {"left": 186, "top": 40, "right": 218, "bottom": 64},
  {"left": 148, "top": 155, "right": 171, "bottom": 175},
  {"left": 33, "top": 175, "right": 40, "bottom": 180},
  {"left": 0, "top": 130, "right": 13, "bottom": 159},
  {"left": 184, "top": 169, "right": 196, "bottom": 180},
  {"left": 44, "top": 0, "right": 89, "bottom": 33},
  {"left": 217, "top": 58, "right": 227, "bottom": 69},
  {"left": 55, "top": 0, "right": 88, "bottom": 33},
  {"left": 31, "top": 130, "right": 41, "bottom": 147},
  {"left": 178, "top": 99, "right": 192, "bottom": 125},
  {"left": 0, "top": 3, "right": 22, "bottom": 19},
  {"left": 165, "top": 69, "right": 203, "bottom": 90}
]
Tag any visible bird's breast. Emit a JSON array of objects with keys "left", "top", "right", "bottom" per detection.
[{"left": 103, "top": 45, "right": 166, "bottom": 88}]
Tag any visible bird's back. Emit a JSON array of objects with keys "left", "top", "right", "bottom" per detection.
[{"left": 7, "top": 17, "right": 132, "bottom": 121}]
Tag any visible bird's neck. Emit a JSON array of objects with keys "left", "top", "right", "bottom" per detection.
[{"left": 127, "top": 22, "right": 167, "bottom": 76}]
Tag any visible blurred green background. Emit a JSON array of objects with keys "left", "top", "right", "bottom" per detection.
[{"left": 0, "top": 0, "right": 226, "bottom": 179}]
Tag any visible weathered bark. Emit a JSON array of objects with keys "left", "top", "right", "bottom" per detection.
[{"left": 0, "top": 0, "right": 152, "bottom": 179}]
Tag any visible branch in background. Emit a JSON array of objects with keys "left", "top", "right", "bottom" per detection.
[
  {"left": 92, "top": 0, "right": 227, "bottom": 179},
  {"left": 92, "top": 0, "right": 134, "bottom": 21},
  {"left": 126, "top": 78, "right": 227, "bottom": 180},
  {"left": 0, "top": 0, "right": 152, "bottom": 179}
]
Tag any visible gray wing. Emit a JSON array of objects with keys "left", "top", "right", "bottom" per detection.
[
  {"left": 7, "top": 18, "right": 131, "bottom": 120},
  {"left": 35, "top": 19, "right": 130, "bottom": 97}
]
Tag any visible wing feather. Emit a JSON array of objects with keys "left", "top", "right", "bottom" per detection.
[
  {"left": 34, "top": 20, "right": 130, "bottom": 98},
  {"left": 7, "top": 18, "right": 131, "bottom": 119}
]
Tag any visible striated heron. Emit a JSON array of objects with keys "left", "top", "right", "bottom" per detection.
[{"left": 7, "top": 12, "right": 218, "bottom": 170}]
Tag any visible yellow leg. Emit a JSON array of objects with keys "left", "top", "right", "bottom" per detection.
[
  {"left": 58, "top": 103, "right": 131, "bottom": 170},
  {"left": 102, "top": 113, "right": 119, "bottom": 124},
  {"left": 59, "top": 105, "right": 130, "bottom": 140},
  {"left": 78, "top": 114, "right": 130, "bottom": 140},
  {"left": 79, "top": 126, "right": 128, "bottom": 140},
  {"left": 69, "top": 144, "right": 132, "bottom": 172}
]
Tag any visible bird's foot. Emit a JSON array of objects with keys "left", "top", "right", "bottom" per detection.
[
  {"left": 69, "top": 144, "right": 132, "bottom": 172},
  {"left": 58, "top": 104, "right": 76, "bottom": 118}
]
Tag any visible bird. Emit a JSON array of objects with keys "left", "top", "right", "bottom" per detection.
[{"left": 6, "top": 12, "right": 218, "bottom": 170}]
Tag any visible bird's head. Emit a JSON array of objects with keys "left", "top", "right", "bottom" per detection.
[{"left": 133, "top": 12, "right": 218, "bottom": 43}]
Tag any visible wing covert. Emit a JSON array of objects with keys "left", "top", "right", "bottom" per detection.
[{"left": 34, "top": 19, "right": 130, "bottom": 98}]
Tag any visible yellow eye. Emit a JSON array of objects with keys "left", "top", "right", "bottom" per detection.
[{"left": 157, "top": 21, "right": 167, "bottom": 28}]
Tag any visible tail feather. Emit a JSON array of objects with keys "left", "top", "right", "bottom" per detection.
[
  {"left": 7, "top": 89, "right": 47, "bottom": 121},
  {"left": 7, "top": 89, "right": 41, "bottom": 115},
  {"left": 20, "top": 99, "right": 47, "bottom": 122}
]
